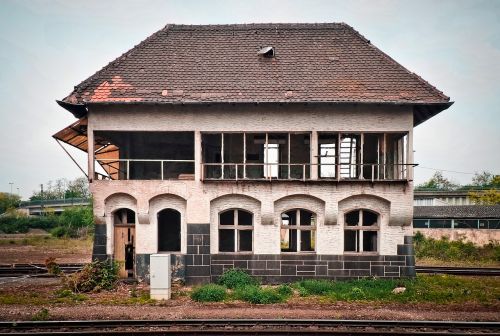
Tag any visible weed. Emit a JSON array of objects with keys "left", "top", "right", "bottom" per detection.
[
  {"left": 45, "top": 257, "right": 61, "bottom": 276},
  {"left": 277, "top": 284, "right": 293, "bottom": 297},
  {"left": 233, "top": 285, "right": 286, "bottom": 304},
  {"left": 190, "top": 284, "right": 227, "bottom": 302},
  {"left": 62, "top": 260, "right": 119, "bottom": 293},
  {"left": 31, "top": 308, "right": 49, "bottom": 321},
  {"left": 414, "top": 232, "right": 500, "bottom": 263},
  {"left": 217, "top": 268, "right": 257, "bottom": 289},
  {"left": 296, "top": 279, "right": 336, "bottom": 296}
]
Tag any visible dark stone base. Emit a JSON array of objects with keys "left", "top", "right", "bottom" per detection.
[{"left": 91, "top": 224, "right": 107, "bottom": 262}]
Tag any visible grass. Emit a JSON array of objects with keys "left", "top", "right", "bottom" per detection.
[
  {"left": 0, "top": 275, "right": 498, "bottom": 306},
  {"left": 0, "top": 235, "right": 92, "bottom": 249},
  {"left": 296, "top": 275, "right": 500, "bottom": 304}
]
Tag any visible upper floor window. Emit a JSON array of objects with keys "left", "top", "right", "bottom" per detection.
[
  {"left": 344, "top": 209, "right": 379, "bottom": 253},
  {"left": 218, "top": 209, "right": 253, "bottom": 252},
  {"left": 280, "top": 209, "right": 316, "bottom": 252},
  {"left": 202, "top": 132, "right": 310, "bottom": 180}
]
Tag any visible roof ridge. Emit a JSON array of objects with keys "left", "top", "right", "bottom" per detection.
[
  {"left": 67, "top": 24, "right": 172, "bottom": 100},
  {"left": 343, "top": 23, "right": 450, "bottom": 102}
]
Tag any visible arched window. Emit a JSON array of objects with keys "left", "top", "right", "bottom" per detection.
[
  {"left": 344, "top": 209, "right": 379, "bottom": 253},
  {"left": 114, "top": 208, "right": 135, "bottom": 225},
  {"left": 218, "top": 209, "right": 253, "bottom": 252},
  {"left": 280, "top": 209, "right": 316, "bottom": 252},
  {"left": 158, "top": 208, "right": 181, "bottom": 252}
]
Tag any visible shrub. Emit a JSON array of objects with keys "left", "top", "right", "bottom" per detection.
[
  {"left": 190, "top": 284, "right": 227, "bottom": 302},
  {"left": 277, "top": 284, "right": 293, "bottom": 297},
  {"left": 62, "top": 260, "right": 119, "bottom": 293},
  {"left": 45, "top": 257, "right": 61, "bottom": 275},
  {"left": 296, "top": 279, "right": 336, "bottom": 296},
  {"left": 31, "top": 308, "right": 49, "bottom": 321},
  {"left": 217, "top": 268, "right": 257, "bottom": 289},
  {"left": 414, "top": 234, "right": 500, "bottom": 262},
  {"left": 233, "top": 285, "right": 285, "bottom": 304}
]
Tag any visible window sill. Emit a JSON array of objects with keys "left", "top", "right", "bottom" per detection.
[{"left": 343, "top": 252, "right": 379, "bottom": 256}]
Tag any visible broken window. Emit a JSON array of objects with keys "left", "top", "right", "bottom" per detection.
[
  {"left": 344, "top": 209, "right": 378, "bottom": 253},
  {"left": 202, "top": 132, "right": 309, "bottom": 180},
  {"left": 158, "top": 208, "right": 181, "bottom": 252},
  {"left": 94, "top": 131, "right": 194, "bottom": 180},
  {"left": 318, "top": 133, "right": 337, "bottom": 178},
  {"left": 363, "top": 133, "right": 383, "bottom": 180},
  {"left": 113, "top": 208, "right": 136, "bottom": 225},
  {"left": 280, "top": 209, "right": 316, "bottom": 252},
  {"left": 385, "top": 133, "right": 408, "bottom": 180},
  {"left": 339, "top": 134, "right": 361, "bottom": 179},
  {"left": 218, "top": 209, "right": 253, "bottom": 252}
]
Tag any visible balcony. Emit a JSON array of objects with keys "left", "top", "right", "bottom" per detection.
[{"left": 90, "top": 131, "right": 413, "bottom": 182}]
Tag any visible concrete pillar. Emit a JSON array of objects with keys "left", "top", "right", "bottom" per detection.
[
  {"left": 87, "top": 122, "right": 95, "bottom": 182},
  {"left": 311, "top": 131, "right": 318, "bottom": 180},
  {"left": 194, "top": 130, "right": 202, "bottom": 181}
]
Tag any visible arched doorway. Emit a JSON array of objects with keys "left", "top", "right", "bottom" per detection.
[
  {"left": 158, "top": 209, "right": 181, "bottom": 252},
  {"left": 113, "top": 208, "right": 136, "bottom": 278}
]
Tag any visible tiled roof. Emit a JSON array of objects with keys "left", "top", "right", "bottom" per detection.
[
  {"left": 62, "top": 23, "right": 450, "bottom": 108},
  {"left": 414, "top": 205, "right": 500, "bottom": 219}
]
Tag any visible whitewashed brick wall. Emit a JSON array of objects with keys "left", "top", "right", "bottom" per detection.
[{"left": 88, "top": 103, "right": 414, "bottom": 257}]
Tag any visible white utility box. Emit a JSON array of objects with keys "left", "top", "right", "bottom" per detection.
[{"left": 150, "top": 254, "right": 171, "bottom": 300}]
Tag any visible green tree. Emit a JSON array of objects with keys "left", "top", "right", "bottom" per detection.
[
  {"left": 0, "top": 192, "right": 21, "bottom": 214},
  {"left": 416, "top": 172, "right": 459, "bottom": 191},
  {"left": 469, "top": 189, "right": 500, "bottom": 205}
]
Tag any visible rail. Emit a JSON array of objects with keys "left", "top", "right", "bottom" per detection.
[
  {"left": 97, "top": 159, "right": 195, "bottom": 180},
  {"left": 1, "top": 319, "right": 499, "bottom": 335},
  {"left": 202, "top": 163, "right": 416, "bottom": 182},
  {"left": 2, "top": 264, "right": 499, "bottom": 278},
  {"left": 19, "top": 198, "right": 90, "bottom": 208}
]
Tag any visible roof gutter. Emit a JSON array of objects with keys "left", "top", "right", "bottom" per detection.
[{"left": 56, "top": 100, "right": 88, "bottom": 119}]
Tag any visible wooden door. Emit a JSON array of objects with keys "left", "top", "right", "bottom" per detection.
[{"left": 113, "top": 226, "right": 135, "bottom": 278}]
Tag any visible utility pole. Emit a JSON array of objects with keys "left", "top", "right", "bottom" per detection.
[
  {"left": 9, "top": 182, "right": 13, "bottom": 195},
  {"left": 40, "top": 184, "right": 44, "bottom": 216}
]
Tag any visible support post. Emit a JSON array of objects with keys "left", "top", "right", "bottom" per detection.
[
  {"left": 311, "top": 131, "right": 318, "bottom": 180},
  {"left": 194, "top": 131, "right": 202, "bottom": 181},
  {"left": 87, "top": 126, "right": 95, "bottom": 182}
]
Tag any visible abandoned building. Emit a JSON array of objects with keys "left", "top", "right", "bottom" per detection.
[{"left": 54, "top": 23, "right": 452, "bottom": 284}]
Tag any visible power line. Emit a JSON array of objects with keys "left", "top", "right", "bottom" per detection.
[{"left": 416, "top": 166, "right": 475, "bottom": 175}]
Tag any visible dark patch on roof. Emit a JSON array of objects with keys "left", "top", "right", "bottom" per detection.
[
  {"left": 61, "top": 23, "right": 451, "bottom": 122},
  {"left": 414, "top": 205, "right": 500, "bottom": 219}
]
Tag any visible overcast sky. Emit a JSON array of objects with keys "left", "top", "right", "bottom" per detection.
[{"left": 0, "top": 0, "right": 499, "bottom": 199}]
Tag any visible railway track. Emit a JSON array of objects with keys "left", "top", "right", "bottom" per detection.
[
  {"left": 1, "top": 319, "right": 499, "bottom": 335},
  {"left": 415, "top": 266, "right": 500, "bottom": 276},
  {"left": 2, "top": 264, "right": 499, "bottom": 278},
  {"left": 0, "top": 263, "right": 82, "bottom": 277}
]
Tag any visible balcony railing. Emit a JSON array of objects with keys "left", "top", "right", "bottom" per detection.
[
  {"left": 96, "top": 159, "right": 195, "bottom": 180},
  {"left": 94, "top": 159, "right": 414, "bottom": 182},
  {"left": 202, "top": 163, "right": 415, "bottom": 181}
]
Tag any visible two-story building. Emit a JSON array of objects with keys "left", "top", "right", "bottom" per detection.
[{"left": 54, "top": 23, "right": 452, "bottom": 284}]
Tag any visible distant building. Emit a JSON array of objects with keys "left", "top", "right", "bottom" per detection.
[{"left": 413, "top": 190, "right": 500, "bottom": 245}]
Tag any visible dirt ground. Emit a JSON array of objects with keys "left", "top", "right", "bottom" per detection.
[
  {"left": 0, "top": 234, "right": 91, "bottom": 264},
  {"left": 0, "top": 278, "right": 498, "bottom": 322}
]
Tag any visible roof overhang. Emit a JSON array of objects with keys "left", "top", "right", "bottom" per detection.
[
  {"left": 58, "top": 99, "right": 453, "bottom": 127},
  {"left": 56, "top": 100, "right": 87, "bottom": 119}
]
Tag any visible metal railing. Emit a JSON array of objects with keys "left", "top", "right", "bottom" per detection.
[
  {"left": 202, "top": 163, "right": 415, "bottom": 181},
  {"left": 19, "top": 198, "right": 90, "bottom": 207},
  {"left": 96, "top": 159, "right": 195, "bottom": 180}
]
